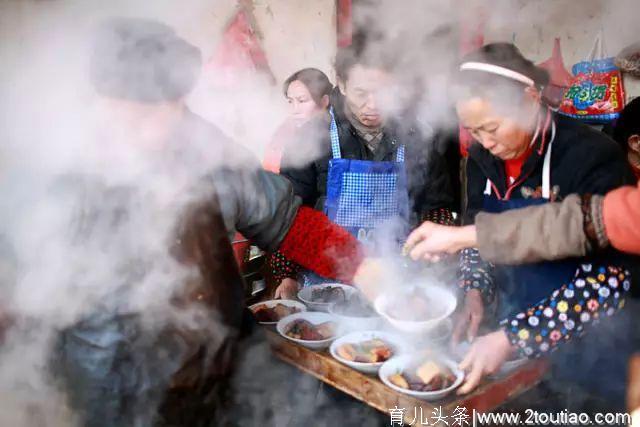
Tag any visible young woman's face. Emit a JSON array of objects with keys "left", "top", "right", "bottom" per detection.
[
  {"left": 286, "top": 80, "right": 323, "bottom": 124},
  {"left": 456, "top": 94, "right": 538, "bottom": 160}
]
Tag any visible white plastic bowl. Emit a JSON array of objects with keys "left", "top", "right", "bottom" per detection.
[
  {"left": 374, "top": 285, "right": 456, "bottom": 334},
  {"left": 379, "top": 354, "right": 464, "bottom": 401},
  {"left": 248, "top": 299, "right": 307, "bottom": 325},
  {"left": 298, "top": 283, "right": 357, "bottom": 312},
  {"left": 330, "top": 331, "right": 409, "bottom": 375},
  {"left": 276, "top": 311, "right": 339, "bottom": 350}
]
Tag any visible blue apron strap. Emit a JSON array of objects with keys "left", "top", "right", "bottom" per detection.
[
  {"left": 395, "top": 144, "right": 405, "bottom": 162},
  {"left": 329, "top": 107, "right": 341, "bottom": 159}
]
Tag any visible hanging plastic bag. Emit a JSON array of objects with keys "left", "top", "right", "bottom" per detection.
[
  {"left": 559, "top": 32, "right": 626, "bottom": 123},
  {"left": 538, "top": 38, "right": 573, "bottom": 110}
]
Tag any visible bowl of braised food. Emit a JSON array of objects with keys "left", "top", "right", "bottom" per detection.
[
  {"left": 374, "top": 285, "right": 456, "bottom": 333},
  {"left": 249, "top": 300, "right": 307, "bottom": 325},
  {"left": 276, "top": 312, "right": 339, "bottom": 350},
  {"left": 379, "top": 354, "right": 464, "bottom": 400},
  {"left": 298, "top": 283, "right": 356, "bottom": 312},
  {"left": 328, "top": 292, "right": 382, "bottom": 331},
  {"left": 330, "top": 331, "right": 407, "bottom": 374}
]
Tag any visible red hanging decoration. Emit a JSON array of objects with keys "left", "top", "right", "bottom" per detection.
[
  {"left": 337, "top": 0, "right": 352, "bottom": 47},
  {"left": 538, "top": 38, "right": 573, "bottom": 109},
  {"left": 205, "top": 1, "right": 275, "bottom": 87}
]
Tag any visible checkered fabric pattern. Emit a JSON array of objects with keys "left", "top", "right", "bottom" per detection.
[{"left": 335, "top": 172, "right": 401, "bottom": 228}]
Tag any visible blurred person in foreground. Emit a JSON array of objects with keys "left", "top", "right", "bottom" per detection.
[{"left": 44, "top": 18, "right": 370, "bottom": 427}]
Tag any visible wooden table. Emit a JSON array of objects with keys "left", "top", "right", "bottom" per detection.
[{"left": 266, "top": 329, "right": 549, "bottom": 424}]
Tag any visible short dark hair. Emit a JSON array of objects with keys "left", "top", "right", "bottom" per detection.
[
  {"left": 613, "top": 97, "right": 640, "bottom": 147},
  {"left": 334, "top": 29, "right": 396, "bottom": 83},
  {"left": 455, "top": 43, "right": 550, "bottom": 107},
  {"left": 90, "top": 18, "right": 202, "bottom": 103},
  {"left": 282, "top": 68, "right": 332, "bottom": 106}
]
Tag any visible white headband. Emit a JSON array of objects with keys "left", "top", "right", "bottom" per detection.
[{"left": 460, "top": 62, "right": 536, "bottom": 87}]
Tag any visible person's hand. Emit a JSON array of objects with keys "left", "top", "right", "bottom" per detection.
[
  {"left": 404, "top": 222, "right": 477, "bottom": 262},
  {"left": 352, "top": 257, "right": 395, "bottom": 302},
  {"left": 451, "top": 289, "right": 484, "bottom": 347},
  {"left": 274, "top": 278, "right": 299, "bottom": 300},
  {"left": 457, "top": 330, "right": 515, "bottom": 394}
]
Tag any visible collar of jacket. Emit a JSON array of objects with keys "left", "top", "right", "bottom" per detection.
[
  {"left": 329, "top": 88, "right": 408, "bottom": 162},
  {"left": 468, "top": 110, "right": 555, "bottom": 198}
]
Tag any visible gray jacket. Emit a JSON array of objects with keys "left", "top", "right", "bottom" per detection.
[
  {"left": 475, "top": 193, "right": 606, "bottom": 264},
  {"left": 184, "top": 110, "right": 301, "bottom": 250}
]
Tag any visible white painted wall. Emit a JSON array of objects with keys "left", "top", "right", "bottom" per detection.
[
  {"left": 482, "top": 0, "right": 640, "bottom": 101},
  {"left": 0, "top": 0, "right": 338, "bottom": 154}
]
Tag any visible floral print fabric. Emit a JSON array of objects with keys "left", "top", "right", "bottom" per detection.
[{"left": 501, "top": 264, "right": 631, "bottom": 358}]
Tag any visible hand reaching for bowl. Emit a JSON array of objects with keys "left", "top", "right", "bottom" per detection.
[
  {"left": 457, "top": 330, "right": 515, "bottom": 394},
  {"left": 404, "top": 222, "right": 477, "bottom": 262},
  {"left": 274, "top": 278, "right": 300, "bottom": 300},
  {"left": 352, "top": 257, "right": 396, "bottom": 302}
]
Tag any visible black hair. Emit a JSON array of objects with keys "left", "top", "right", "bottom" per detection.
[
  {"left": 90, "top": 18, "right": 202, "bottom": 103},
  {"left": 455, "top": 43, "right": 550, "bottom": 107},
  {"left": 613, "top": 97, "right": 640, "bottom": 147},
  {"left": 282, "top": 68, "right": 332, "bottom": 106},
  {"left": 334, "top": 29, "right": 396, "bottom": 83}
]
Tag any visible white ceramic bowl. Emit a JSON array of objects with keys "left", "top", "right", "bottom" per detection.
[
  {"left": 276, "top": 311, "right": 339, "bottom": 350},
  {"left": 379, "top": 354, "right": 464, "bottom": 401},
  {"left": 374, "top": 285, "right": 456, "bottom": 334},
  {"left": 330, "top": 331, "right": 408, "bottom": 375},
  {"left": 328, "top": 299, "right": 382, "bottom": 332},
  {"left": 403, "top": 318, "right": 454, "bottom": 350},
  {"left": 298, "top": 283, "right": 357, "bottom": 312},
  {"left": 248, "top": 299, "right": 307, "bottom": 325}
]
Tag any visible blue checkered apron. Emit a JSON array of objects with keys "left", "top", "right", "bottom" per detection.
[{"left": 301, "top": 107, "right": 409, "bottom": 286}]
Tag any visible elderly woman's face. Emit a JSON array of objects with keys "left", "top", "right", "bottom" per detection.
[{"left": 456, "top": 96, "right": 538, "bottom": 160}]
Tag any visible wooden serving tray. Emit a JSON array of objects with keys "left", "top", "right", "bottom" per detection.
[{"left": 266, "top": 329, "right": 548, "bottom": 424}]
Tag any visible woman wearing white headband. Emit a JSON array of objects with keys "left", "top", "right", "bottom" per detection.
[{"left": 408, "top": 43, "right": 635, "bottom": 403}]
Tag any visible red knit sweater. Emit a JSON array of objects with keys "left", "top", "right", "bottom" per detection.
[{"left": 276, "top": 207, "right": 364, "bottom": 284}]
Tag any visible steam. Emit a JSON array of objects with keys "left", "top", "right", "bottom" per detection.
[{"left": 0, "top": 0, "right": 637, "bottom": 425}]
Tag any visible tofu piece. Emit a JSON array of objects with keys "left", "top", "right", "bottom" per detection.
[
  {"left": 337, "top": 344, "right": 357, "bottom": 361},
  {"left": 388, "top": 373, "right": 409, "bottom": 389},
  {"left": 416, "top": 361, "right": 441, "bottom": 385}
]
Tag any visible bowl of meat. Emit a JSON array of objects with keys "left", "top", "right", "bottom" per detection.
[
  {"left": 328, "top": 292, "right": 382, "bottom": 331},
  {"left": 276, "top": 312, "right": 339, "bottom": 350},
  {"left": 374, "top": 285, "right": 456, "bottom": 334},
  {"left": 298, "top": 283, "right": 356, "bottom": 312},
  {"left": 379, "top": 354, "right": 464, "bottom": 400},
  {"left": 330, "top": 331, "right": 408, "bottom": 374},
  {"left": 249, "top": 300, "right": 307, "bottom": 325}
]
